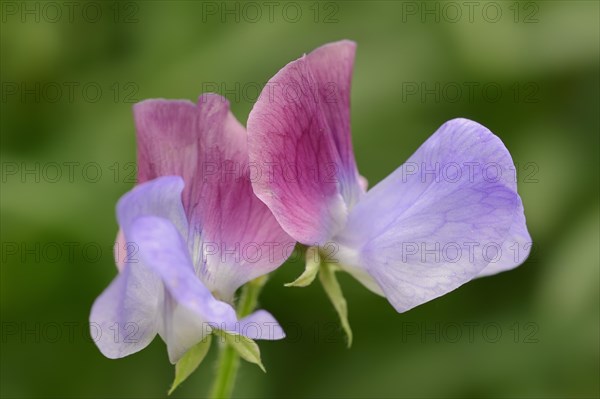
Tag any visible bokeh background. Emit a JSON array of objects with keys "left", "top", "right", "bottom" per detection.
[{"left": 1, "top": 1, "right": 599, "bottom": 398}]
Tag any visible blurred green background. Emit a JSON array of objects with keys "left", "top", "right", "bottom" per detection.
[{"left": 1, "top": 1, "right": 598, "bottom": 398}]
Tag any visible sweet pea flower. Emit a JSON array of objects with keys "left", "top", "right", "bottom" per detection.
[
  {"left": 247, "top": 41, "right": 531, "bottom": 319},
  {"left": 90, "top": 94, "right": 293, "bottom": 363}
]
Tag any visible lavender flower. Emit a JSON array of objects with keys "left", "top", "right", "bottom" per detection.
[
  {"left": 247, "top": 40, "right": 531, "bottom": 325},
  {"left": 90, "top": 94, "right": 293, "bottom": 364}
]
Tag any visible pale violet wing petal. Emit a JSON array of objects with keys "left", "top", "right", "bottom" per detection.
[
  {"left": 127, "top": 215, "right": 238, "bottom": 362},
  {"left": 160, "top": 296, "right": 213, "bottom": 364},
  {"left": 116, "top": 175, "right": 188, "bottom": 241},
  {"left": 335, "top": 118, "right": 529, "bottom": 312},
  {"left": 128, "top": 215, "right": 237, "bottom": 322},
  {"left": 89, "top": 257, "right": 162, "bottom": 359},
  {"left": 477, "top": 197, "right": 532, "bottom": 277},
  {"left": 113, "top": 229, "right": 127, "bottom": 272},
  {"left": 91, "top": 176, "right": 189, "bottom": 358},
  {"left": 113, "top": 176, "right": 188, "bottom": 271},
  {"left": 224, "top": 310, "right": 286, "bottom": 341}
]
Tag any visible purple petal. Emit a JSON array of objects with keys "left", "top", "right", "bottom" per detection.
[
  {"left": 134, "top": 95, "right": 294, "bottom": 299},
  {"left": 91, "top": 177, "right": 189, "bottom": 358},
  {"left": 160, "top": 296, "right": 214, "bottom": 364},
  {"left": 128, "top": 216, "right": 237, "bottom": 323},
  {"left": 116, "top": 176, "right": 188, "bottom": 241},
  {"left": 89, "top": 249, "right": 163, "bottom": 359},
  {"left": 225, "top": 310, "right": 286, "bottom": 340},
  {"left": 127, "top": 215, "right": 238, "bottom": 362},
  {"left": 335, "top": 118, "right": 529, "bottom": 312},
  {"left": 112, "top": 175, "right": 188, "bottom": 272},
  {"left": 477, "top": 197, "right": 532, "bottom": 277},
  {"left": 247, "top": 40, "right": 362, "bottom": 245},
  {"left": 113, "top": 229, "right": 127, "bottom": 272}
]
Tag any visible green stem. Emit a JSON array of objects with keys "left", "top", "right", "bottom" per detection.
[
  {"left": 208, "top": 276, "right": 268, "bottom": 399},
  {"left": 236, "top": 275, "right": 267, "bottom": 318},
  {"left": 208, "top": 343, "right": 240, "bottom": 399}
]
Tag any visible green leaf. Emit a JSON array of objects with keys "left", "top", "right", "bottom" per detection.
[
  {"left": 168, "top": 334, "right": 212, "bottom": 395},
  {"left": 215, "top": 330, "right": 266, "bottom": 372},
  {"left": 319, "top": 262, "right": 353, "bottom": 347},
  {"left": 285, "top": 246, "right": 321, "bottom": 287}
]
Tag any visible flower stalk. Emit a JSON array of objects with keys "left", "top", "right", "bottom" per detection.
[{"left": 209, "top": 276, "right": 268, "bottom": 399}]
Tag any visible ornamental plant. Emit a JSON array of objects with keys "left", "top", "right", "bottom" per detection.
[{"left": 91, "top": 40, "right": 530, "bottom": 397}]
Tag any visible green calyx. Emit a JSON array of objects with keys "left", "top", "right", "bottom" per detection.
[{"left": 285, "top": 246, "right": 353, "bottom": 347}]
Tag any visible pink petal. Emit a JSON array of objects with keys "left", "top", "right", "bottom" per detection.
[
  {"left": 134, "top": 99, "right": 200, "bottom": 215},
  {"left": 247, "top": 40, "right": 362, "bottom": 245},
  {"left": 134, "top": 95, "right": 294, "bottom": 299}
]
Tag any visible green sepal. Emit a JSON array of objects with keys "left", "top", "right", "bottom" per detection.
[
  {"left": 214, "top": 330, "right": 266, "bottom": 372},
  {"left": 168, "top": 334, "right": 212, "bottom": 395},
  {"left": 285, "top": 246, "right": 321, "bottom": 287},
  {"left": 319, "top": 262, "right": 353, "bottom": 347}
]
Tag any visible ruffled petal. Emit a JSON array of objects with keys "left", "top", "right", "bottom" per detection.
[
  {"left": 116, "top": 175, "right": 188, "bottom": 240},
  {"left": 113, "top": 229, "right": 127, "bottom": 272},
  {"left": 127, "top": 215, "right": 238, "bottom": 363},
  {"left": 91, "top": 177, "right": 189, "bottom": 358},
  {"left": 133, "top": 99, "right": 202, "bottom": 218},
  {"left": 247, "top": 40, "right": 362, "bottom": 245},
  {"left": 192, "top": 94, "right": 295, "bottom": 299},
  {"left": 335, "top": 118, "right": 529, "bottom": 312},
  {"left": 128, "top": 215, "right": 237, "bottom": 322},
  {"left": 225, "top": 309, "right": 286, "bottom": 340},
  {"left": 112, "top": 175, "right": 188, "bottom": 272},
  {"left": 304, "top": 40, "right": 363, "bottom": 206},
  {"left": 134, "top": 95, "right": 293, "bottom": 300},
  {"left": 477, "top": 197, "right": 532, "bottom": 277},
  {"left": 160, "top": 296, "right": 213, "bottom": 364},
  {"left": 90, "top": 247, "right": 163, "bottom": 359}
]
